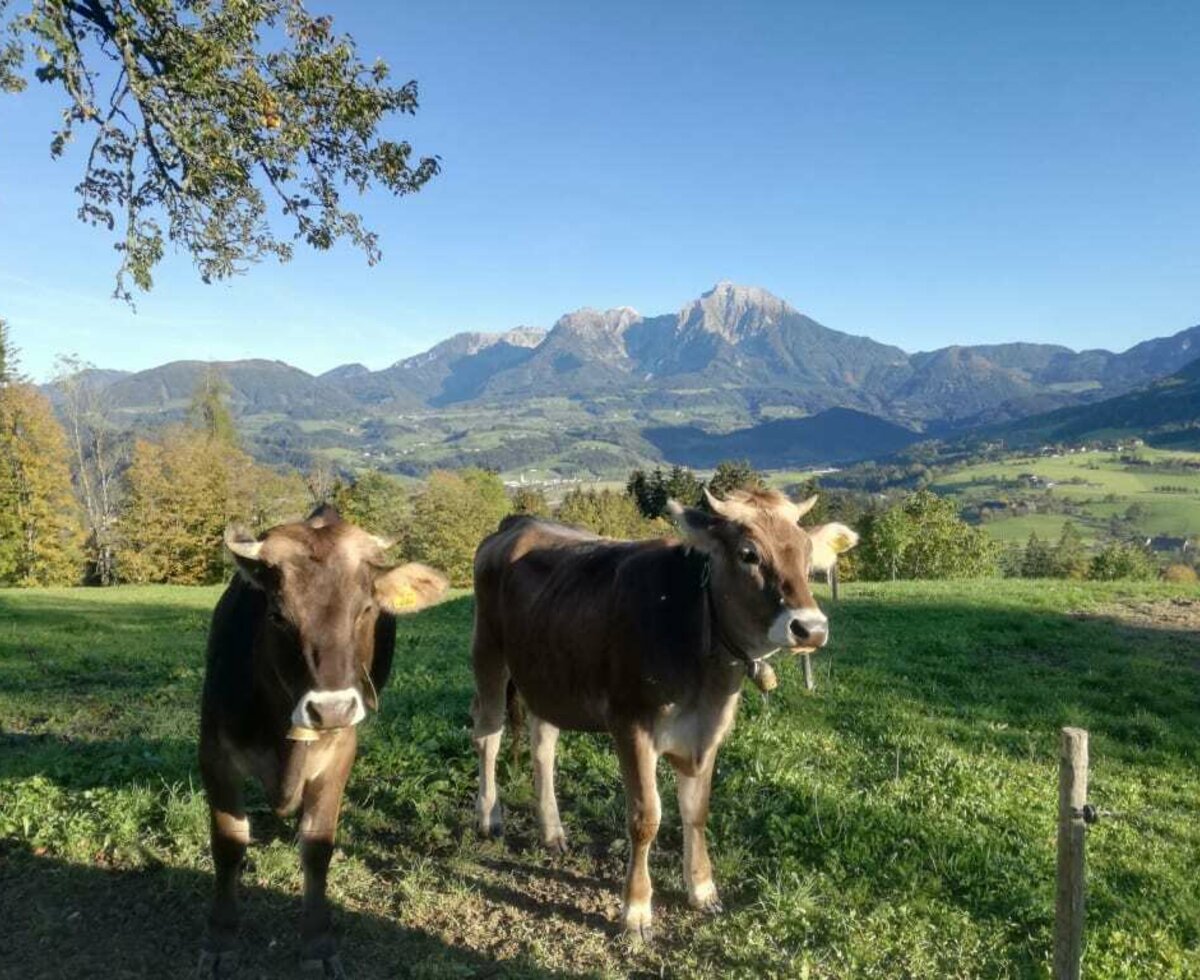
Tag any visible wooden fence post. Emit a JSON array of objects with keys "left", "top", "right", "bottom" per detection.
[
  {"left": 801, "top": 653, "right": 815, "bottom": 691},
  {"left": 829, "top": 564, "right": 839, "bottom": 601},
  {"left": 1054, "top": 726, "right": 1089, "bottom": 980}
]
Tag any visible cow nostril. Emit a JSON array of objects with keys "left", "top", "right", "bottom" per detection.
[
  {"left": 306, "top": 701, "right": 322, "bottom": 725},
  {"left": 789, "top": 618, "right": 810, "bottom": 640}
]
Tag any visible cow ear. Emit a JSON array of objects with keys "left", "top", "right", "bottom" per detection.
[
  {"left": 667, "top": 498, "right": 723, "bottom": 548},
  {"left": 809, "top": 522, "right": 859, "bottom": 570},
  {"left": 225, "top": 525, "right": 270, "bottom": 586},
  {"left": 374, "top": 562, "right": 450, "bottom": 616}
]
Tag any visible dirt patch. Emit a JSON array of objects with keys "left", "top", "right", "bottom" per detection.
[{"left": 1074, "top": 596, "right": 1200, "bottom": 633}]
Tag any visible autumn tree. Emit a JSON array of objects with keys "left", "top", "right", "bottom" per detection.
[
  {"left": 2, "top": 0, "right": 439, "bottom": 297},
  {"left": 510, "top": 485, "right": 549, "bottom": 517},
  {"left": 115, "top": 376, "right": 306, "bottom": 583},
  {"left": 406, "top": 469, "right": 510, "bottom": 586},
  {"left": 53, "top": 354, "right": 126, "bottom": 583},
  {"left": 331, "top": 469, "right": 410, "bottom": 542},
  {"left": 557, "top": 487, "right": 663, "bottom": 540},
  {"left": 0, "top": 333, "right": 83, "bottom": 585}
]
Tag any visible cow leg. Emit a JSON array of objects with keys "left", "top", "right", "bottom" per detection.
[
  {"left": 470, "top": 630, "right": 508, "bottom": 838},
  {"left": 298, "top": 733, "right": 355, "bottom": 978},
  {"left": 670, "top": 756, "right": 722, "bottom": 914},
  {"left": 528, "top": 712, "right": 566, "bottom": 852},
  {"left": 613, "top": 724, "right": 661, "bottom": 941},
  {"left": 198, "top": 753, "right": 247, "bottom": 979}
]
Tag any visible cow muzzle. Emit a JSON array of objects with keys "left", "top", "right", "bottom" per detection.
[
  {"left": 290, "top": 687, "right": 366, "bottom": 733},
  {"left": 769, "top": 608, "right": 829, "bottom": 653}
]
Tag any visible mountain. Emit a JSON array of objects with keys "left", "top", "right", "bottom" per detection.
[
  {"left": 325, "top": 284, "right": 1197, "bottom": 426},
  {"left": 325, "top": 327, "right": 546, "bottom": 407},
  {"left": 644, "top": 408, "right": 920, "bottom": 468},
  {"left": 97, "top": 359, "right": 357, "bottom": 420},
  {"left": 44, "top": 284, "right": 1200, "bottom": 476},
  {"left": 978, "top": 357, "right": 1200, "bottom": 449}
]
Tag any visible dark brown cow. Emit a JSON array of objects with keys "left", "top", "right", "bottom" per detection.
[
  {"left": 470, "top": 488, "right": 857, "bottom": 939},
  {"left": 198, "top": 506, "right": 448, "bottom": 978}
]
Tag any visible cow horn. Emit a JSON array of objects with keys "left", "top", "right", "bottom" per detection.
[
  {"left": 786, "top": 494, "right": 819, "bottom": 523},
  {"left": 704, "top": 488, "right": 757, "bottom": 523},
  {"left": 703, "top": 487, "right": 729, "bottom": 517},
  {"left": 371, "top": 534, "right": 395, "bottom": 552},
  {"left": 224, "top": 525, "right": 264, "bottom": 561}
]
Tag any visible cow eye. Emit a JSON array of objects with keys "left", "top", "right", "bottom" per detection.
[{"left": 738, "top": 545, "right": 760, "bottom": 565}]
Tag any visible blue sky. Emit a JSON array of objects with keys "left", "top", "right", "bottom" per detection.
[{"left": 2, "top": 0, "right": 1199, "bottom": 380}]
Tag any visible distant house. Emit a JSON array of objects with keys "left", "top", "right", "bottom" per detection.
[{"left": 1145, "top": 536, "right": 1192, "bottom": 553}]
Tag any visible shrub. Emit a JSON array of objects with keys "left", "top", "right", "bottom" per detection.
[
  {"left": 406, "top": 469, "right": 510, "bottom": 586},
  {"left": 857, "top": 490, "right": 999, "bottom": 580},
  {"left": 1088, "top": 542, "right": 1157, "bottom": 581},
  {"left": 1162, "top": 563, "right": 1198, "bottom": 583},
  {"left": 556, "top": 488, "right": 664, "bottom": 539}
]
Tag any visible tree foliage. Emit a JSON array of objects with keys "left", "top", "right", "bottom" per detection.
[
  {"left": 115, "top": 424, "right": 306, "bottom": 583},
  {"left": 627, "top": 465, "right": 703, "bottom": 519},
  {"left": 857, "top": 490, "right": 998, "bottom": 580},
  {"left": 330, "top": 468, "right": 409, "bottom": 542},
  {"left": 0, "top": 380, "right": 84, "bottom": 585},
  {"left": 509, "top": 485, "right": 549, "bottom": 517},
  {"left": 3, "top": 0, "right": 439, "bottom": 297},
  {"left": 1088, "top": 541, "right": 1156, "bottom": 582},
  {"left": 53, "top": 354, "right": 126, "bottom": 583},
  {"left": 557, "top": 487, "right": 664, "bottom": 540},
  {"left": 188, "top": 367, "right": 237, "bottom": 444},
  {"left": 706, "top": 459, "right": 765, "bottom": 499},
  {"left": 406, "top": 468, "right": 509, "bottom": 587}
]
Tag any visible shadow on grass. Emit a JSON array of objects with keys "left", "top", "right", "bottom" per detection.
[
  {"left": 0, "top": 842, "right": 578, "bottom": 980},
  {"left": 3, "top": 587, "right": 1198, "bottom": 976}
]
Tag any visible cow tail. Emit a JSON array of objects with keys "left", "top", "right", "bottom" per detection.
[{"left": 506, "top": 678, "right": 524, "bottom": 766}]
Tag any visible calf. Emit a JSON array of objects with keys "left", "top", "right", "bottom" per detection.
[
  {"left": 470, "top": 488, "right": 857, "bottom": 939},
  {"left": 198, "top": 506, "right": 448, "bottom": 978}
]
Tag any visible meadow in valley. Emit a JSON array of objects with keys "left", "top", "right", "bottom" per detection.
[{"left": 1, "top": 580, "right": 1197, "bottom": 979}]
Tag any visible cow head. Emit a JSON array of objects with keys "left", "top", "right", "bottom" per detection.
[
  {"left": 669, "top": 489, "right": 858, "bottom": 657},
  {"left": 224, "top": 506, "right": 449, "bottom": 731}
]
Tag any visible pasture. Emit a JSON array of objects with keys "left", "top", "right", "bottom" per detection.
[
  {"left": 1, "top": 581, "right": 1198, "bottom": 978},
  {"left": 929, "top": 447, "right": 1200, "bottom": 546}
]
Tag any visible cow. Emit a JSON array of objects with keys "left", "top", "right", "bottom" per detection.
[
  {"left": 469, "top": 488, "right": 858, "bottom": 940},
  {"left": 197, "top": 506, "right": 449, "bottom": 978}
]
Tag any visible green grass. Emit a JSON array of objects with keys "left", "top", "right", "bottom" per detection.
[
  {"left": 930, "top": 448, "right": 1200, "bottom": 545},
  {"left": 2, "top": 581, "right": 1198, "bottom": 978}
]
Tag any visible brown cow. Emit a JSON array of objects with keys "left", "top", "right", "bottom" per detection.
[
  {"left": 197, "top": 506, "right": 448, "bottom": 978},
  {"left": 470, "top": 488, "right": 858, "bottom": 939}
]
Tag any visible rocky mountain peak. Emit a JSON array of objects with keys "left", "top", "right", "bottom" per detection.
[{"left": 679, "top": 282, "right": 794, "bottom": 342}]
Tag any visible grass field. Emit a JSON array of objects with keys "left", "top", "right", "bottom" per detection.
[
  {"left": 2, "top": 581, "right": 1198, "bottom": 978},
  {"left": 929, "top": 448, "right": 1200, "bottom": 546}
]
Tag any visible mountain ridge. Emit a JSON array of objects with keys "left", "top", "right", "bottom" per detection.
[{"left": 47, "top": 283, "right": 1200, "bottom": 475}]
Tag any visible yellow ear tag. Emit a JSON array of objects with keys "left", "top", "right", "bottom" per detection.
[{"left": 387, "top": 583, "right": 419, "bottom": 611}]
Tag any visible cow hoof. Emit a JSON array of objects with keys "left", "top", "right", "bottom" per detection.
[
  {"left": 689, "top": 881, "right": 723, "bottom": 915},
  {"left": 543, "top": 831, "right": 568, "bottom": 853},
  {"left": 620, "top": 904, "right": 654, "bottom": 944},
  {"left": 622, "top": 921, "right": 654, "bottom": 945},
  {"left": 300, "top": 953, "right": 347, "bottom": 979},
  {"left": 196, "top": 948, "right": 239, "bottom": 978},
  {"left": 477, "top": 810, "right": 503, "bottom": 839}
]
